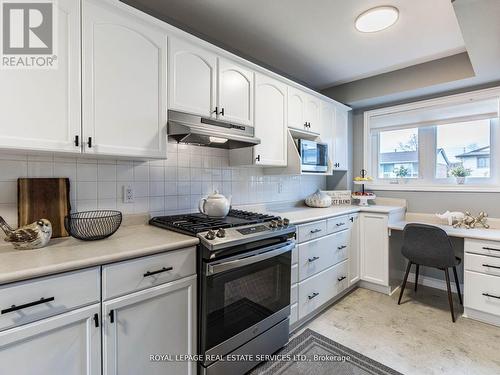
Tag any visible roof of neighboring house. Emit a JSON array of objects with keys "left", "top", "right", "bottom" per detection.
[
  {"left": 380, "top": 148, "right": 450, "bottom": 165},
  {"left": 455, "top": 146, "right": 490, "bottom": 158}
]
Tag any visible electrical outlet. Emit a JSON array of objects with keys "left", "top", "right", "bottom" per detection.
[
  {"left": 277, "top": 182, "right": 283, "bottom": 194},
  {"left": 123, "top": 185, "right": 134, "bottom": 203}
]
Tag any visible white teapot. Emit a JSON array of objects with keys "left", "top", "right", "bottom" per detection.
[{"left": 199, "top": 191, "right": 232, "bottom": 218}]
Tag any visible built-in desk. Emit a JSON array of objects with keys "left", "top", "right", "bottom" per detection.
[{"left": 388, "top": 216, "right": 500, "bottom": 327}]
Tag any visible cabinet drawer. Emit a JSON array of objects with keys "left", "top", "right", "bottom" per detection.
[
  {"left": 290, "top": 303, "right": 298, "bottom": 325},
  {"left": 465, "top": 271, "right": 500, "bottom": 316},
  {"left": 465, "top": 239, "right": 500, "bottom": 257},
  {"left": 465, "top": 253, "right": 500, "bottom": 277},
  {"left": 102, "top": 247, "right": 196, "bottom": 300},
  {"left": 0, "top": 268, "right": 100, "bottom": 331},
  {"left": 297, "top": 220, "right": 327, "bottom": 243},
  {"left": 291, "top": 264, "right": 298, "bottom": 284},
  {"left": 327, "top": 215, "right": 351, "bottom": 234},
  {"left": 298, "top": 230, "right": 349, "bottom": 281},
  {"left": 298, "top": 260, "right": 348, "bottom": 320},
  {"left": 291, "top": 284, "right": 298, "bottom": 304},
  {"left": 292, "top": 245, "right": 298, "bottom": 265}
]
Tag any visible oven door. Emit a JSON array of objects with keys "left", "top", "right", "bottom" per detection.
[{"left": 200, "top": 241, "right": 293, "bottom": 360}]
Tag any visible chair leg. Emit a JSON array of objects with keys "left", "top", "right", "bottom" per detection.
[
  {"left": 453, "top": 266, "right": 463, "bottom": 305},
  {"left": 444, "top": 268, "right": 456, "bottom": 322},
  {"left": 398, "top": 261, "right": 412, "bottom": 305},
  {"left": 414, "top": 264, "right": 420, "bottom": 292}
]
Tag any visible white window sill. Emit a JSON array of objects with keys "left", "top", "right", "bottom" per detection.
[{"left": 364, "top": 184, "right": 500, "bottom": 193}]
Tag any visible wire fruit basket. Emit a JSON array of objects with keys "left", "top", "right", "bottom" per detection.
[{"left": 65, "top": 210, "right": 122, "bottom": 241}]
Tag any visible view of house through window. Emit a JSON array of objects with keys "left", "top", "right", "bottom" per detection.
[
  {"left": 378, "top": 128, "right": 419, "bottom": 179},
  {"left": 435, "top": 119, "right": 491, "bottom": 179}
]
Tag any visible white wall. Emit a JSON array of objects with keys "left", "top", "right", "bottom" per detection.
[{"left": 0, "top": 142, "right": 326, "bottom": 227}]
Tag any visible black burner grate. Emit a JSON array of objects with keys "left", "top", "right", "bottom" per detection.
[{"left": 149, "top": 209, "right": 277, "bottom": 236}]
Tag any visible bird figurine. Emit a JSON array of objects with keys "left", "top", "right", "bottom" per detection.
[{"left": 0, "top": 216, "right": 52, "bottom": 250}]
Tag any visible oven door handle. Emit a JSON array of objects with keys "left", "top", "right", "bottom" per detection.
[{"left": 206, "top": 242, "right": 294, "bottom": 275}]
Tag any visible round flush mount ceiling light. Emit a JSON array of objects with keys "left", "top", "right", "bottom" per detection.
[{"left": 355, "top": 6, "right": 399, "bottom": 33}]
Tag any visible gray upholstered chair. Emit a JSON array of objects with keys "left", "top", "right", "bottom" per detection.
[{"left": 397, "top": 223, "right": 462, "bottom": 322}]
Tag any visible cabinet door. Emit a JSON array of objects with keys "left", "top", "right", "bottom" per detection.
[
  {"left": 305, "top": 94, "right": 321, "bottom": 133},
  {"left": 169, "top": 37, "right": 217, "bottom": 117},
  {"left": 253, "top": 74, "right": 287, "bottom": 166},
  {"left": 82, "top": 0, "right": 167, "bottom": 158},
  {"left": 287, "top": 86, "right": 307, "bottom": 130},
  {"left": 0, "top": 0, "right": 81, "bottom": 153},
  {"left": 333, "top": 107, "right": 349, "bottom": 170},
  {"left": 103, "top": 276, "right": 196, "bottom": 375},
  {"left": 217, "top": 58, "right": 254, "bottom": 125},
  {"left": 0, "top": 304, "right": 101, "bottom": 375},
  {"left": 348, "top": 214, "right": 360, "bottom": 286},
  {"left": 320, "top": 100, "right": 335, "bottom": 170},
  {"left": 360, "top": 213, "right": 389, "bottom": 286}
]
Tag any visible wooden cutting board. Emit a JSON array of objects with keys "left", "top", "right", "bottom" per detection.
[{"left": 18, "top": 178, "right": 71, "bottom": 238}]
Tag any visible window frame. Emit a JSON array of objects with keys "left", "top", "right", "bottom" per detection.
[{"left": 364, "top": 87, "right": 500, "bottom": 192}]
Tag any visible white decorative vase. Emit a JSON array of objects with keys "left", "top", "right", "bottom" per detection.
[
  {"left": 305, "top": 190, "right": 332, "bottom": 208},
  {"left": 456, "top": 177, "right": 466, "bottom": 185}
]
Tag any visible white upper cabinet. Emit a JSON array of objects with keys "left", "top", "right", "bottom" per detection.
[
  {"left": 0, "top": 0, "right": 81, "bottom": 154},
  {"left": 254, "top": 74, "right": 287, "bottom": 166},
  {"left": 333, "top": 106, "right": 349, "bottom": 170},
  {"left": 288, "top": 87, "right": 307, "bottom": 130},
  {"left": 305, "top": 94, "right": 321, "bottom": 134},
  {"left": 217, "top": 58, "right": 254, "bottom": 125},
  {"left": 82, "top": 0, "right": 167, "bottom": 158},
  {"left": 320, "top": 100, "right": 335, "bottom": 170},
  {"left": 168, "top": 37, "right": 217, "bottom": 118}
]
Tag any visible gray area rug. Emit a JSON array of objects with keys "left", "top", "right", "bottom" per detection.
[{"left": 249, "top": 328, "right": 402, "bottom": 375}]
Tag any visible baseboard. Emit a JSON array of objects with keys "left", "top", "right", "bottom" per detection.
[
  {"left": 463, "top": 307, "right": 500, "bottom": 327},
  {"left": 358, "top": 280, "right": 392, "bottom": 295},
  {"left": 406, "top": 272, "right": 463, "bottom": 294}
]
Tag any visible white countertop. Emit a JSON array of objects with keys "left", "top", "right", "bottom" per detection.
[
  {"left": 389, "top": 220, "right": 500, "bottom": 242},
  {"left": 0, "top": 224, "right": 199, "bottom": 285},
  {"left": 265, "top": 204, "right": 405, "bottom": 225}
]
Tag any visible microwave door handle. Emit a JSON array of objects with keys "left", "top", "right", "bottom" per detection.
[{"left": 206, "top": 242, "right": 295, "bottom": 275}]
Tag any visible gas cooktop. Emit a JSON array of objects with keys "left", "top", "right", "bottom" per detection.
[{"left": 149, "top": 209, "right": 278, "bottom": 236}]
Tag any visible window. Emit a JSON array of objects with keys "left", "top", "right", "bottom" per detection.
[
  {"left": 378, "top": 128, "right": 419, "bottom": 179},
  {"left": 364, "top": 88, "right": 500, "bottom": 191}
]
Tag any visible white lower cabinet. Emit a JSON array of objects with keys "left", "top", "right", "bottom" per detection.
[
  {"left": 298, "top": 260, "right": 348, "bottom": 320},
  {"left": 360, "top": 213, "right": 389, "bottom": 286},
  {"left": 0, "top": 304, "right": 101, "bottom": 375},
  {"left": 103, "top": 275, "right": 196, "bottom": 375}
]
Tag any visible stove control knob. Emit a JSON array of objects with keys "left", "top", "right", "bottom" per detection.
[
  {"left": 205, "top": 230, "right": 216, "bottom": 240},
  {"left": 216, "top": 228, "right": 226, "bottom": 238},
  {"left": 277, "top": 219, "right": 284, "bottom": 227},
  {"left": 283, "top": 218, "right": 290, "bottom": 226},
  {"left": 269, "top": 220, "right": 278, "bottom": 229}
]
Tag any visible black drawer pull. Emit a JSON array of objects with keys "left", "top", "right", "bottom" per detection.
[
  {"left": 336, "top": 222, "right": 345, "bottom": 227},
  {"left": 308, "top": 292, "right": 319, "bottom": 300},
  {"left": 308, "top": 256, "right": 320, "bottom": 262},
  {"left": 310, "top": 229, "right": 322, "bottom": 234},
  {"left": 482, "top": 264, "right": 500, "bottom": 270},
  {"left": 482, "top": 293, "right": 500, "bottom": 300},
  {"left": 109, "top": 309, "right": 114, "bottom": 323},
  {"left": 93, "top": 313, "right": 99, "bottom": 328},
  {"left": 483, "top": 247, "right": 500, "bottom": 252},
  {"left": 338, "top": 276, "right": 347, "bottom": 282},
  {"left": 1, "top": 296, "right": 55, "bottom": 315},
  {"left": 337, "top": 245, "right": 347, "bottom": 250},
  {"left": 143, "top": 266, "right": 173, "bottom": 277}
]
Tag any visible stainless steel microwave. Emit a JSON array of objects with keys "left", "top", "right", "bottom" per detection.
[{"left": 298, "top": 139, "right": 328, "bottom": 173}]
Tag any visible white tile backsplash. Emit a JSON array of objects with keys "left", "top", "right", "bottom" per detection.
[{"left": 0, "top": 143, "right": 326, "bottom": 226}]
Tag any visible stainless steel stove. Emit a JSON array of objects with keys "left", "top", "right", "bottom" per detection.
[{"left": 149, "top": 210, "right": 295, "bottom": 375}]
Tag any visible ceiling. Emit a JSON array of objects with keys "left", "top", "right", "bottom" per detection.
[{"left": 123, "top": 0, "right": 466, "bottom": 89}]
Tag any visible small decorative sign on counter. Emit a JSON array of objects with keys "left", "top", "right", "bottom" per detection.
[{"left": 323, "top": 190, "right": 352, "bottom": 206}]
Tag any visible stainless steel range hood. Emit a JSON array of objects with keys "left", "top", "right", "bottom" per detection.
[{"left": 168, "top": 110, "right": 260, "bottom": 149}]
